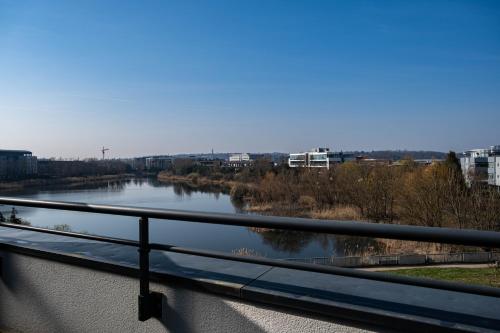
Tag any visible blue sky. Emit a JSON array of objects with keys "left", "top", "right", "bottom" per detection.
[{"left": 1, "top": 0, "right": 499, "bottom": 158}]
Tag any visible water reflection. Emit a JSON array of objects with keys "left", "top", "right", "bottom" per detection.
[
  {"left": 332, "top": 235, "right": 384, "bottom": 257},
  {"left": 0, "top": 177, "right": 382, "bottom": 258},
  {"left": 168, "top": 182, "right": 226, "bottom": 199},
  {"left": 248, "top": 228, "right": 329, "bottom": 253},
  {"left": 246, "top": 228, "right": 383, "bottom": 256}
]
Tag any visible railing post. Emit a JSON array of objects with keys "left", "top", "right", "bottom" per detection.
[{"left": 138, "top": 216, "right": 162, "bottom": 321}]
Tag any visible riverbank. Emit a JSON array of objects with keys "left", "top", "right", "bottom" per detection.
[
  {"left": 157, "top": 172, "right": 239, "bottom": 192},
  {"left": 0, "top": 174, "right": 137, "bottom": 192},
  {"left": 157, "top": 172, "right": 384, "bottom": 221},
  {"left": 157, "top": 172, "right": 480, "bottom": 257}
]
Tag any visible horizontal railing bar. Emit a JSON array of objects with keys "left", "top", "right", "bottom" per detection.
[
  {"left": 0, "top": 222, "right": 138, "bottom": 247},
  {"left": 1, "top": 197, "right": 499, "bottom": 247},
  {"left": 150, "top": 243, "right": 500, "bottom": 299},
  {"left": 0, "top": 221, "right": 499, "bottom": 298}
]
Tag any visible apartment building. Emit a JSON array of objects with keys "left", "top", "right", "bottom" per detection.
[
  {"left": 461, "top": 145, "right": 500, "bottom": 187},
  {"left": 488, "top": 146, "right": 500, "bottom": 186}
]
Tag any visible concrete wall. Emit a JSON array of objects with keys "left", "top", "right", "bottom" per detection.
[{"left": 0, "top": 251, "right": 375, "bottom": 333}]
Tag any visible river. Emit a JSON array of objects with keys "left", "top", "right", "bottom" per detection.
[{"left": 0, "top": 177, "right": 379, "bottom": 259}]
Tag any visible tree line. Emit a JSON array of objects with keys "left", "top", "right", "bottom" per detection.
[{"left": 231, "top": 153, "right": 500, "bottom": 231}]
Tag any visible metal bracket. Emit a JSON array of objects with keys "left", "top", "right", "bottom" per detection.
[
  {"left": 138, "top": 291, "right": 163, "bottom": 320},
  {"left": 138, "top": 217, "right": 163, "bottom": 321}
]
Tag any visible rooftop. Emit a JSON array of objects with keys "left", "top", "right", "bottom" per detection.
[{"left": 0, "top": 149, "right": 32, "bottom": 156}]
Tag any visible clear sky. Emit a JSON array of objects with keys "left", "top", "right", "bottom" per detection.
[{"left": 1, "top": 0, "right": 499, "bottom": 158}]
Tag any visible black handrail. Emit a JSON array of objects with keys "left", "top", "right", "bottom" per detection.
[
  {"left": 3, "top": 220, "right": 500, "bottom": 298},
  {"left": 1, "top": 197, "right": 500, "bottom": 321},
  {"left": 1, "top": 197, "right": 499, "bottom": 247}
]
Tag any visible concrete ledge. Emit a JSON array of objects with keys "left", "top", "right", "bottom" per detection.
[
  {"left": 1, "top": 227, "right": 500, "bottom": 332},
  {"left": 1, "top": 250, "right": 375, "bottom": 333}
]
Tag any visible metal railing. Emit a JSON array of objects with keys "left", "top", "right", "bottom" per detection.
[
  {"left": 285, "top": 251, "right": 500, "bottom": 267},
  {"left": 0, "top": 197, "right": 500, "bottom": 321}
]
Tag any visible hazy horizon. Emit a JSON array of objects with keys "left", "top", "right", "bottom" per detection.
[
  {"left": 11, "top": 148, "right": 453, "bottom": 160},
  {"left": 1, "top": 1, "right": 499, "bottom": 158}
]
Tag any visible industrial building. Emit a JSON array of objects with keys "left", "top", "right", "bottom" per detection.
[
  {"left": 0, "top": 149, "right": 37, "bottom": 180},
  {"left": 460, "top": 145, "right": 500, "bottom": 187},
  {"left": 288, "top": 148, "right": 354, "bottom": 169}
]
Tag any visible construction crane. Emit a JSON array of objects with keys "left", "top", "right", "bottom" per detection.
[{"left": 101, "top": 147, "right": 110, "bottom": 160}]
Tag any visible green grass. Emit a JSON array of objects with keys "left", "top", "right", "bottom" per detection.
[{"left": 385, "top": 267, "right": 500, "bottom": 288}]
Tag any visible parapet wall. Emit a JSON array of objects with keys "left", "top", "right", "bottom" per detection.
[{"left": 0, "top": 251, "right": 373, "bottom": 333}]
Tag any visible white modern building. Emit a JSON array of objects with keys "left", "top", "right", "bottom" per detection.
[
  {"left": 228, "top": 153, "right": 251, "bottom": 167},
  {"left": 229, "top": 153, "right": 250, "bottom": 163},
  {"left": 288, "top": 148, "right": 354, "bottom": 169},
  {"left": 460, "top": 146, "right": 500, "bottom": 187},
  {"left": 488, "top": 146, "right": 500, "bottom": 187}
]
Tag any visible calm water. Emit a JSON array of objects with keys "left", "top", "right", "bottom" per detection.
[{"left": 0, "top": 178, "right": 376, "bottom": 258}]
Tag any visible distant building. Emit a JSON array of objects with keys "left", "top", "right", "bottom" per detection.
[
  {"left": 37, "top": 159, "right": 128, "bottom": 177},
  {"left": 488, "top": 146, "right": 500, "bottom": 187},
  {"left": 414, "top": 159, "right": 444, "bottom": 166},
  {"left": 197, "top": 158, "right": 222, "bottom": 168},
  {"left": 460, "top": 148, "right": 490, "bottom": 186},
  {"left": 0, "top": 149, "right": 37, "bottom": 180},
  {"left": 355, "top": 157, "right": 393, "bottom": 166},
  {"left": 120, "top": 158, "right": 145, "bottom": 171},
  {"left": 288, "top": 148, "right": 354, "bottom": 169},
  {"left": 460, "top": 146, "right": 500, "bottom": 187},
  {"left": 228, "top": 153, "right": 252, "bottom": 167},
  {"left": 269, "top": 153, "right": 288, "bottom": 166},
  {"left": 145, "top": 156, "right": 173, "bottom": 170}
]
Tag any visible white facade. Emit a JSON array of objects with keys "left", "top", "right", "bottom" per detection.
[
  {"left": 228, "top": 153, "right": 252, "bottom": 167},
  {"left": 229, "top": 153, "right": 250, "bottom": 163},
  {"left": 461, "top": 146, "right": 500, "bottom": 187},
  {"left": 488, "top": 146, "right": 500, "bottom": 186},
  {"left": 288, "top": 148, "right": 354, "bottom": 169}
]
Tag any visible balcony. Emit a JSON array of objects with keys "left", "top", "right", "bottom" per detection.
[{"left": 1, "top": 197, "right": 500, "bottom": 333}]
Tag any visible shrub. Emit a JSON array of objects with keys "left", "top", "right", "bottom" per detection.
[
  {"left": 311, "top": 205, "right": 363, "bottom": 221},
  {"left": 230, "top": 183, "right": 250, "bottom": 202},
  {"left": 297, "top": 195, "right": 316, "bottom": 210},
  {"left": 187, "top": 172, "right": 199, "bottom": 184},
  {"left": 210, "top": 172, "right": 223, "bottom": 180},
  {"left": 53, "top": 224, "right": 72, "bottom": 232}
]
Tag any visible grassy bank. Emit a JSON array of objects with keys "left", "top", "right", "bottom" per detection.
[
  {"left": 0, "top": 174, "right": 136, "bottom": 192},
  {"left": 385, "top": 267, "right": 500, "bottom": 288}
]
